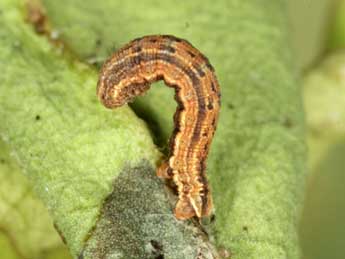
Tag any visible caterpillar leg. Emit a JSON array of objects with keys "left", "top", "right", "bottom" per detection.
[
  {"left": 174, "top": 192, "right": 213, "bottom": 220},
  {"left": 156, "top": 161, "right": 173, "bottom": 179},
  {"left": 174, "top": 197, "right": 197, "bottom": 220}
]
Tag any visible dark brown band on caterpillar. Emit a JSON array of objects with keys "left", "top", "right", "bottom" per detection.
[{"left": 97, "top": 35, "right": 221, "bottom": 220}]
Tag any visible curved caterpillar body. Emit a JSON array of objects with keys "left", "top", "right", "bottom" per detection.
[{"left": 97, "top": 35, "right": 220, "bottom": 220}]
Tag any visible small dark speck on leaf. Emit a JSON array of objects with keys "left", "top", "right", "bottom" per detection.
[
  {"left": 283, "top": 117, "right": 293, "bottom": 128},
  {"left": 0, "top": 158, "right": 5, "bottom": 164},
  {"left": 35, "top": 115, "right": 41, "bottom": 121},
  {"left": 95, "top": 38, "right": 102, "bottom": 48},
  {"left": 227, "top": 103, "right": 235, "bottom": 109},
  {"left": 51, "top": 76, "right": 59, "bottom": 83},
  {"left": 243, "top": 226, "right": 248, "bottom": 232}
]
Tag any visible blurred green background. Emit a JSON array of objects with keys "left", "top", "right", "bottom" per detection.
[
  {"left": 292, "top": 1, "right": 345, "bottom": 259},
  {"left": 1, "top": 0, "right": 345, "bottom": 258}
]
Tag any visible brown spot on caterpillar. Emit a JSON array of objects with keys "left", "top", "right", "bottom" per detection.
[
  {"left": 166, "top": 167, "right": 173, "bottom": 177},
  {"left": 132, "top": 54, "right": 141, "bottom": 65},
  {"left": 212, "top": 118, "right": 216, "bottom": 127},
  {"left": 161, "top": 45, "right": 176, "bottom": 53},
  {"left": 206, "top": 61, "right": 215, "bottom": 72},
  {"left": 195, "top": 66, "right": 206, "bottom": 77},
  {"left": 187, "top": 50, "right": 196, "bottom": 58},
  {"left": 132, "top": 45, "right": 142, "bottom": 53},
  {"left": 97, "top": 35, "right": 221, "bottom": 220},
  {"left": 207, "top": 98, "right": 214, "bottom": 110},
  {"left": 211, "top": 82, "right": 216, "bottom": 92}
]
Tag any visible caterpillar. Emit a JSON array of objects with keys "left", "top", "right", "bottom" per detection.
[{"left": 97, "top": 35, "right": 220, "bottom": 219}]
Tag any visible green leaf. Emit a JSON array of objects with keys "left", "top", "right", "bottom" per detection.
[
  {"left": 0, "top": 139, "right": 71, "bottom": 259},
  {"left": 287, "top": 0, "right": 336, "bottom": 70},
  {"left": 303, "top": 51, "right": 345, "bottom": 170},
  {"left": 0, "top": 0, "right": 159, "bottom": 256},
  {"left": 301, "top": 52, "right": 345, "bottom": 259},
  {"left": 0, "top": 0, "right": 306, "bottom": 258},
  {"left": 328, "top": 0, "right": 345, "bottom": 51}
]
